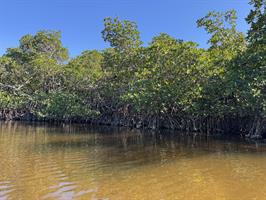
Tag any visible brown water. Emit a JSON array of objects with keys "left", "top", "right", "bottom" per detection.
[{"left": 1, "top": 122, "right": 266, "bottom": 200}]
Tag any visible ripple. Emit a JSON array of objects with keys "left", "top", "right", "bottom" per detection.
[
  {"left": 1, "top": 123, "right": 266, "bottom": 200},
  {"left": 0, "top": 181, "right": 15, "bottom": 200}
]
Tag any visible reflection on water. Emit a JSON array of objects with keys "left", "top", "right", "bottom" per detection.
[{"left": 0, "top": 122, "right": 266, "bottom": 200}]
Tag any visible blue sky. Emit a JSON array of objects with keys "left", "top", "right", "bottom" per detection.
[{"left": 0, "top": 0, "right": 251, "bottom": 58}]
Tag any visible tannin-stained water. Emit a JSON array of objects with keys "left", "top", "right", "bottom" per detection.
[{"left": 0, "top": 122, "right": 266, "bottom": 200}]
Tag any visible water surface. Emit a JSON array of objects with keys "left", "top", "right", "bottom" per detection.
[{"left": 0, "top": 122, "right": 266, "bottom": 200}]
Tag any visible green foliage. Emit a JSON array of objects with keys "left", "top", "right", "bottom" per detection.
[
  {"left": 0, "top": 91, "right": 27, "bottom": 110},
  {"left": 246, "top": 0, "right": 266, "bottom": 46},
  {"left": 39, "top": 91, "right": 100, "bottom": 119},
  {"left": 6, "top": 30, "right": 69, "bottom": 63},
  {"left": 225, "top": 0, "right": 266, "bottom": 117},
  {"left": 122, "top": 33, "right": 205, "bottom": 115},
  {"left": 195, "top": 10, "right": 248, "bottom": 116},
  {"left": 64, "top": 50, "right": 103, "bottom": 91},
  {"left": 102, "top": 17, "right": 142, "bottom": 52},
  {"left": 0, "top": 1, "right": 264, "bottom": 129}
]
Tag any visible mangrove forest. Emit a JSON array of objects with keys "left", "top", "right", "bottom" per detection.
[{"left": 0, "top": 0, "right": 265, "bottom": 138}]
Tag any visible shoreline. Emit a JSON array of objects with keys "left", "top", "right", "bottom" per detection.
[{"left": 1, "top": 112, "right": 265, "bottom": 139}]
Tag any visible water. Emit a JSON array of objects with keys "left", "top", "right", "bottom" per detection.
[{"left": 0, "top": 122, "right": 266, "bottom": 200}]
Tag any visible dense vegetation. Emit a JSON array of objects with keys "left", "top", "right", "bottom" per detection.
[{"left": 0, "top": 0, "right": 265, "bottom": 138}]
